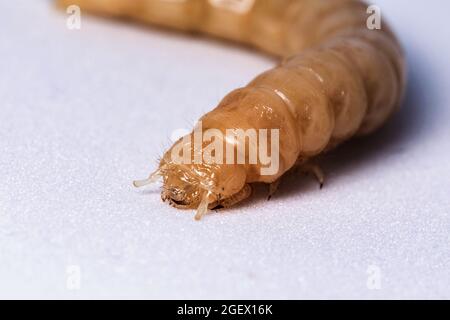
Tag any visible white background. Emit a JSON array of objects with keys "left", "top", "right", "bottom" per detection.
[{"left": 0, "top": 0, "right": 449, "bottom": 299}]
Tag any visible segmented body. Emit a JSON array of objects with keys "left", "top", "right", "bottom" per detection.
[{"left": 58, "top": 0, "right": 407, "bottom": 219}]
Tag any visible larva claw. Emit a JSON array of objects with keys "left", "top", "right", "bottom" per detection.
[
  {"left": 301, "top": 163, "right": 325, "bottom": 189},
  {"left": 268, "top": 179, "right": 281, "bottom": 201}
]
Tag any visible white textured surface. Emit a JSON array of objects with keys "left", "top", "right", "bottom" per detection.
[{"left": 0, "top": 0, "right": 449, "bottom": 299}]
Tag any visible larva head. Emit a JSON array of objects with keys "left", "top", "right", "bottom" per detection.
[
  {"left": 133, "top": 136, "right": 247, "bottom": 220},
  {"left": 158, "top": 158, "right": 247, "bottom": 219}
]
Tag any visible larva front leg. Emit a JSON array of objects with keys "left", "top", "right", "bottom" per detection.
[
  {"left": 209, "top": 184, "right": 252, "bottom": 210},
  {"left": 301, "top": 163, "right": 325, "bottom": 190}
]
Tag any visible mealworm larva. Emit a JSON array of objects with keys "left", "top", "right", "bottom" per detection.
[{"left": 57, "top": 0, "right": 407, "bottom": 220}]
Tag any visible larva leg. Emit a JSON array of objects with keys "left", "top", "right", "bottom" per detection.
[
  {"left": 301, "top": 163, "right": 325, "bottom": 189},
  {"left": 268, "top": 179, "right": 281, "bottom": 200},
  {"left": 210, "top": 184, "right": 252, "bottom": 210}
]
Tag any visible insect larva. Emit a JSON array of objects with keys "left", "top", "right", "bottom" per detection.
[{"left": 58, "top": 0, "right": 407, "bottom": 220}]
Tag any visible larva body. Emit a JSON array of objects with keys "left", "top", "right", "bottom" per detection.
[{"left": 58, "top": 0, "right": 407, "bottom": 219}]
